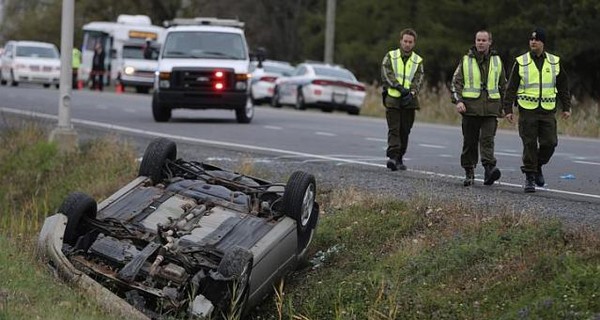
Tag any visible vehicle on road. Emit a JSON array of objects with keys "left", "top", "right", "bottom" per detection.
[
  {"left": 38, "top": 137, "right": 319, "bottom": 319},
  {"left": 152, "top": 18, "right": 254, "bottom": 123},
  {"left": 80, "top": 14, "right": 165, "bottom": 88},
  {"left": 0, "top": 40, "right": 61, "bottom": 88},
  {"left": 118, "top": 40, "right": 160, "bottom": 93},
  {"left": 250, "top": 60, "right": 294, "bottom": 105},
  {"left": 272, "top": 61, "right": 366, "bottom": 115}
]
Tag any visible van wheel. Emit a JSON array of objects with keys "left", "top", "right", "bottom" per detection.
[
  {"left": 152, "top": 92, "right": 171, "bottom": 122},
  {"left": 235, "top": 96, "right": 254, "bottom": 123}
]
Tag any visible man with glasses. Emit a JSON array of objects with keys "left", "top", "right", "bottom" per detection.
[{"left": 504, "top": 27, "right": 572, "bottom": 193}]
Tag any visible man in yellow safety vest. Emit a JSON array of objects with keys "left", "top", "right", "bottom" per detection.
[
  {"left": 451, "top": 30, "right": 507, "bottom": 187},
  {"left": 504, "top": 27, "right": 572, "bottom": 193}
]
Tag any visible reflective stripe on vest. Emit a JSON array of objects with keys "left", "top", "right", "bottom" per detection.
[
  {"left": 516, "top": 52, "right": 560, "bottom": 110},
  {"left": 387, "top": 50, "right": 423, "bottom": 97},
  {"left": 462, "top": 54, "right": 502, "bottom": 99}
]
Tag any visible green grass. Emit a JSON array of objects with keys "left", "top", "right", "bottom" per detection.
[{"left": 1, "top": 120, "right": 599, "bottom": 320}]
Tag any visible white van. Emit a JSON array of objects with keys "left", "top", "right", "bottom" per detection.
[
  {"left": 152, "top": 18, "right": 253, "bottom": 123},
  {"left": 0, "top": 40, "right": 61, "bottom": 88}
]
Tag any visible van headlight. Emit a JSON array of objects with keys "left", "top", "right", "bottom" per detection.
[{"left": 124, "top": 66, "right": 135, "bottom": 75}]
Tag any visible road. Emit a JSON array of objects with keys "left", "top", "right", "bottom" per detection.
[{"left": 1, "top": 85, "right": 599, "bottom": 202}]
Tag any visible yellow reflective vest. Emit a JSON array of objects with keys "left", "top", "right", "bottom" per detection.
[
  {"left": 516, "top": 52, "right": 560, "bottom": 110},
  {"left": 72, "top": 48, "right": 81, "bottom": 69},
  {"left": 386, "top": 50, "right": 423, "bottom": 98},
  {"left": 462, "top": 54, "right": 502, "bottom": 99}
]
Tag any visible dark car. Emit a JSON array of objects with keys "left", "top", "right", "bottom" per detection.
[{"left": 38, "top": 137, "right": 319, "bottom": 319}]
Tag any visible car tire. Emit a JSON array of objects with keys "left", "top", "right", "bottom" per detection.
[
  {"left": 57, "top": 192, "right": 97, "bottom": 246},
  {"left": 295, "top": 87, "right": 306, "bottom": 110},
  {"left": 136, "top": 86, "right": 149, "bottom": 94},
  {"left": 10, "top": 70, "right": 18, "bottom": 87},
  {"left": 138, "top": 137, "right": 177, "bottom": 184},
  {"left": 322, "top": 107, "right": 334, "bottom": 113},
  {"left": 235, "top": 96, "right": 254, "bottom": 124},
  {"left": 218, "top": 246, "right": 253, "bottom": 317},
  {"left": 282, "top": 171, "right": 318, "bottom": 258},
  {"left": 43, "top": 84, "right": 50, "bottom": 88},
  {"left": 271, "top": 86, "right": 282, "bottom": 108},
  {"left": 152, "top": 92, "right": 171, "bottom": 122},
  {"left": 348, "top": 107, "right": 360, "bottom": 115}
]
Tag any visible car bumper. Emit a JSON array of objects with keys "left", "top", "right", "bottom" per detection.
[
  {"left": 156, "top": 90, "right": 248, "bottom": 109},
  {"left": 121, "top": 74, "right": 154, "bottom": 87},
  {"left": 304, "top": 84, "right": 365, "bottom": 109},
  {"left": 15, "top": 70, "right": 60, "bottom": 84},
  {"left": 251, "top": 82, "right": 275, "bottom": 102}
]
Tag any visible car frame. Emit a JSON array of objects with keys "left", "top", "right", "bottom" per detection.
[
  {"left": 0, "top": 40, "right": 61, "bottom": 88},
  {"left": 272, "top": 61, "right": 366, "bottom": 115},
  {"left": 38, "top": 137, "right": 319, "bottom": 319}
]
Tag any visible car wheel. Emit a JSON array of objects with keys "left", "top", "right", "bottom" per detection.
[
  {"left": 271, "top": 86, "right": 282, "bottom": 108},
  {"left": 138, "top": 137, "right": 177, "bottom": 184},
  {"left": 295, "top": 87, "right": 306, "bottom": 110},
  {"left": 348, "top": 107, "right": 360, "bottom": 115},
  {"left": 322, "top": 107, "right": 334, "bottom": 113},
  {"left": 152, "top": 92, "right": 171, "bottom": 122},
  {"left": 136, "top": 86, "right": 149, "bottom": 94},
  {"left": 10, "top": 70, "right": 18, "bottom": 87},
  {"left": 57, "top": 192, "right": 97, "bottom": 246},
  {"left": 218, "top": 246, "right": 253, "bottom": 318},
  {"left": 235, "top": 96, "right": 254, "bottom": 124},
  {"left": 283, "top": 171, "right": 318, "bottom": 258},
  {"left": 1, "top": 72, "right": 7, "bottom": 85},
  {"left": 43, "top": 84, "right": 50, "bottom": 88}
]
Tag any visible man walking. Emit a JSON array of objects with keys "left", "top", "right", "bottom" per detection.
[
  {"left": 504, "top": 27, "right": 571, "bottom": 192},
  {"left": 451, "top": 30, "right": 506, "bottom": 186},
  {"left": 381, "top": 28, "right": 424, "bottom": 171}
]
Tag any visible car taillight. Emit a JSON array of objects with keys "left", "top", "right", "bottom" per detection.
[
  {"left": 215, "top": 83, "right": 224, "bottom": 90},
  {"left": 312, "top": 79, "right": 336, "bottom": 86},
  {"left": 260, "top": 76, "right": 277, "bottom": 82},
  {"left": 350, "top": 84, "right": 365, "bottom": 91},
  {"left": 215, "top": 71, "right": 224, "bottom": 78}
]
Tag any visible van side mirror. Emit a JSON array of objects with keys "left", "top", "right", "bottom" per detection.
[{"left": 110, "top": 49, "right": 117, "bottom": 59}]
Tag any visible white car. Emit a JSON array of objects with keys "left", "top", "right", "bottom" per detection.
[
  {"left": 249, "top": 60, "right": 294, "bottom": 105},
  {"left": 118, "top": 40, "right": 160, "bottom": 93},
  {"left": 272, "top": 62, "right": 366, "bottom": 115},
  {"left": 0, "top": 40, "right": 61, "bottom": 88}
]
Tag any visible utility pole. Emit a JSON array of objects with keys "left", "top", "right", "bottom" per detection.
[
  {"left": 324, "top": 0, "right": 336, "bottom": 64},
  {"left": 49, "top": 0, "right": 78, "bottom": 153}
]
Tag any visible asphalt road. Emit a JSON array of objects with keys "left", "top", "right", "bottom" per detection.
[{"left": 1, "top": 85, "right": 599, "bottom": 201}]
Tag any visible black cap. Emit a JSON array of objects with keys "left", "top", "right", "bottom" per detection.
[{"left": 530, "top": 27, "right": 546, "bottom": 43}]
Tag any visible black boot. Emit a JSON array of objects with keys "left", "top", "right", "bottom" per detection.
[
  {"left": 535, "top": 165, "right": 545, "bottom": 187},
  {"left": 386, "top": 158, "right": 398, "bottom": 171},
  {"left": 524, "top": 173, "right": 536, "bottom": 193},
  {"left": 483, "top": 165, "right": 501, "bottom": 185},
  {"left": 397, "top": 158, "right": 407, "bottom": 171},
  {"left": 463, "top": 168, "right": 475, "bottom": 186}
]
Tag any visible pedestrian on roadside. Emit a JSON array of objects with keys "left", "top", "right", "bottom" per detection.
[
  {"left": 91, "top": 41, "right": 105, "bottom": 91},
  {"left": 72, "top": 47, "right": 81, "bottom": 89},
  {"left": 504, "top": 27, "right": 571, "bottom": 193},
  {"left": 450, "top": 30, "right": 506, "bottom": 186},
  {"left": 381, "top": 28, "right": 424, "bottom": 171}
]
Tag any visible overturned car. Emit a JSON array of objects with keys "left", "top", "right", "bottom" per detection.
[{"left": 38, "top": 138, "right": 319, "bottom": 319}]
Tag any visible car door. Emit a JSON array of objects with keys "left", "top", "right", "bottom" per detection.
[{"left": 279, "top": 65, "right": 307, "bottom": 104}]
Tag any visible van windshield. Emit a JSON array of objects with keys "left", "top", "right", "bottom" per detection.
[
  {"left": 16, "top": 46, "right": 59, "bottom": 59},
  {"left": 123, "top": 45, "right": 159, "bottom": 60},
  {"left": 162, "top": 31, "right": 246, "bottom": 60}
]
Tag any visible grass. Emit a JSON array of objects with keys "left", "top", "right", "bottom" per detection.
[
  {"left": 1, "top": 120, "right": 599, "bottom": 320},
  {"left": 360, "top": 85, "right": 600, "bottom": 138}
]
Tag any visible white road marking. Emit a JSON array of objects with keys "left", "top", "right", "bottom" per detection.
[
  {"left": 419, "top": 143, "right": 445, "bottom": 149},
  {"left": 496, "top": 152, "right": 521, "bottom": 157},
  {"left": 263, "top": 125, "right": 282, "bottom": 130},
  {"left": 2, "top": 107, "right": 599, "bottom": 200},
  {"left": 315, "top": 131, "right": 336, "bottom": 137},
  {"left": 574, "top": 160, "right": 600, "bottom": 166},
  {"left": 366, "top": 137, "right": 386, "bottom": 142}
]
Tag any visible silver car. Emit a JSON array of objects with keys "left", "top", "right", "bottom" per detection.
[{"left": 38, "top": 137, "right": 319, "bottom": 319}]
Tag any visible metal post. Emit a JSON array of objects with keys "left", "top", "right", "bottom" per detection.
[
  {"left": 50, "top": 0, "right": 78, "bottom": 153},
  {"left": 324, "top": 0, "right": 336, "bottom": 64}
]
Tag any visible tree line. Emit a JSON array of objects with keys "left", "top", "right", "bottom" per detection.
[{"left": 2, "top": 0, "right": 599, "bottom": 100}]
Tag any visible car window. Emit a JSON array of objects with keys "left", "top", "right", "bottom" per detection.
[
  {"left": 313, "top": 66, "right": 356, "bottom": 81},
  {"left": 163, "top": 31, "right": 247, "bottom": 60},
  {"left": 123, "top": 45, "right": 159, "bottom": 60},
  {"left": 293, "top": 66, "right": 307, "bottom": 76},
  {"left": 264, "top": 65, "right": 294, "bottom": 76},
  {"left": 16, "top": 45, "right": 59, "bottom": 59}
]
